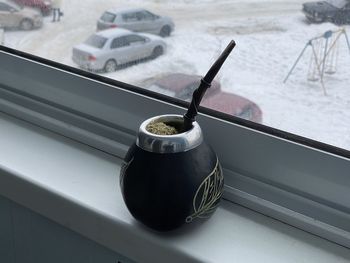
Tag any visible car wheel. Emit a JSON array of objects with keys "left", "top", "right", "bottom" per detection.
[
  {"left": 151, "top": 46, "right": 164, "bottom": 59},
  {"left": 159, "top": 25, "right": 171, "bottom": 37},
  {"left": 104, "top": 59, "right": 117, "bottom": 73},
  {"left": 20, "top": 19, "right": 34, "bottom": 31}
]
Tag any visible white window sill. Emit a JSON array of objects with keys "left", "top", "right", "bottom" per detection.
[{"left": 0, "top": 112, "right": 349, "bottom": 263}]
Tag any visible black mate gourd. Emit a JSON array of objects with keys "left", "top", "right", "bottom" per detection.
[{"left": 120, "top": 41, "right": 236, "bottom": 231}]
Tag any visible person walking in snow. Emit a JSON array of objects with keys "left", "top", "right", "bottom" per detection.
[{"left": 52, "top": 0, "right": 63, "bottom": 22}]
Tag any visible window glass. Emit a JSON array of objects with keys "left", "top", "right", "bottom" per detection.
[
  {"left": 1, "top": 0, "right": 350, "bottom": 152},
  {"left": 84, "top": 34, "right": 107, "bottom": 49},
  {"left": 236, "top": 106, "right": 253, "bottom": 121},
  {"left": 110, "top": 36, "right": 128, "bottom": 49},
  {"left": 0, "top": 3, "right": 12, "bottom": 11},
  {"left": 142, "top": 11, "right": 155, "bottom": 20},
  {"left": 3, "top": 1, "right": 21, "bottom": 10},
  {"left": 122, "top": 12, "right": 138, "bottom": 22},
  {"left": 327, "top": 0, "right": 347, "bottom": 8},
  {"left": 126, "top": 35, "right": 145, "bottom": 44},
  {"left": 177, "top": 82, "right": 198, "bottom": 101},
  {"left": 100, "top": 12, "right": 116, "bottom": 23},
  {"left": 135, "top": 12, "right": 145, "bottom": 21}
]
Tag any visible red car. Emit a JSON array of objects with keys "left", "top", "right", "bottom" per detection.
[
  {"left": 11, "top": 0, "right": 52, "bottom": 16},
  {"left": 141, "top": 73, "right": 263, "bottom": 123}
]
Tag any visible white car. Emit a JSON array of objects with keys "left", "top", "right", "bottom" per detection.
[
  {"left": 72, "top": 28, "right": 167, "bottom": 72},
  {"left": 0, "top": 0, "right": 42, "bottom": 30},
  {"left": 97, "top": 8, "right": 175, "bottom": 37}
]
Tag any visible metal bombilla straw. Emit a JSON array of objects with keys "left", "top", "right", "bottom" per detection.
[{"left": 183, "top": 40, "right": 236, "bottom": 130}]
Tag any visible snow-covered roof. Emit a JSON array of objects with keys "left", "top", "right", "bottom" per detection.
[
  {"left": 106, "top": 7, "right": 146, "bottom": 15},
  {"left": 95, "top": 28, "right": 133, "bottom": 38}
]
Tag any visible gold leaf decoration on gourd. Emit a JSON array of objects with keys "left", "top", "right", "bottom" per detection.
[{"left": 186, "top": 158, "right": 224, "bottom": 223}]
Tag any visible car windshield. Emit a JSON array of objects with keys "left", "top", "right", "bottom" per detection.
[
  {"left": 100, "top": 12, "right": 116, "bottom": 22},
  {"left": 7, "top": 2, "right": 22, "bottom": 10},
  {"left": 236, "top": 107, "right": 253, "bottom": 120},
  {"left": 84, "top": 35, "right": 107, "bottom": 49},
  {"left": 326, "top": 0, "right": 348, "bottom": 8},
  {"left": 177, "top": 82, "right": 199, "bottom": 101}
]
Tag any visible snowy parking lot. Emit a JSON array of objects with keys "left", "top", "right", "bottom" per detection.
[{"left": 3, "top": 0, "right": 350, "bottom": 151}]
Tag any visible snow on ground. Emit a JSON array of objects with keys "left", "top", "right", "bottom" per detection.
[{"left": 2, "top": 0, "right": 350, "bottom": 151}]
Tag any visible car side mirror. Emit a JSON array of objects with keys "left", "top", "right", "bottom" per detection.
[{"left": 10, "top": 8, "right": 16, "bottom": 13}]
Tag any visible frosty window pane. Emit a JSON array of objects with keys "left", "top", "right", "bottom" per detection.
[{"left": 1, "top": 0, "right": 349, "bottom": 153}]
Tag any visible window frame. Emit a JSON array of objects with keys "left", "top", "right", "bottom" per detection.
[{"left": 0, "top": 45, "right": 350, "bottom": 248}]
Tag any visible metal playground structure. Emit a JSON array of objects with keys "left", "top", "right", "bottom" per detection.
[{"left": 283, "top": 28, "right": 350, "bottom": 95}]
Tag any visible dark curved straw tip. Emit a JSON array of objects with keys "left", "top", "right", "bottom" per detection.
[
  {"left": 183, "top": 40, "right": 236, "bottom": 130},
  {"left": 204, "top": 40, "right": 236, "bottom": 84}
]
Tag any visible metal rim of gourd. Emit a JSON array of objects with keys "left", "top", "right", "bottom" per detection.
[{"left": 136, "top": 114, "right": 203, "bottom": 154}]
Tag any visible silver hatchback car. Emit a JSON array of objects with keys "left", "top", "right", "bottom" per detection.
[
  {"left": 72, "top": 28, "right": 167, "bottom": 72},
  {"left": 97, "top": 8, "right": 175, "bottom": 37}
]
